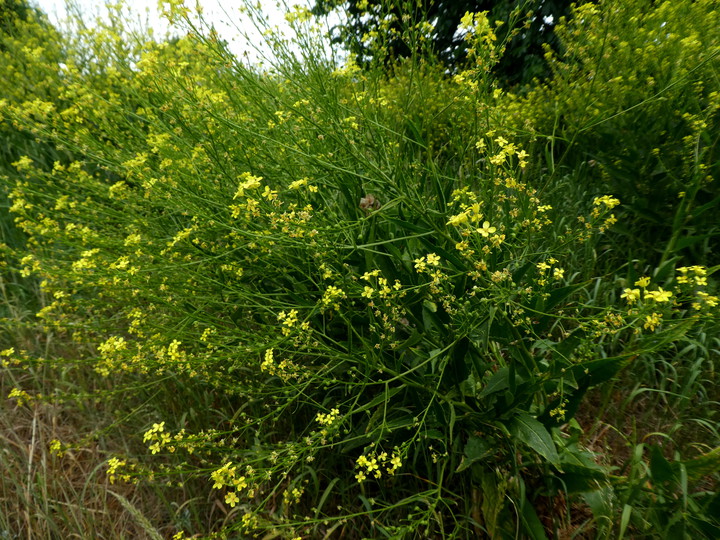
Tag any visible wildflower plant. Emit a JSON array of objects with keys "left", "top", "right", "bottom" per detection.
[
  {"left": 507, "top": 0, "right": 720, "bottom": 266},
  {"left": 1, "top": 0, "right": 719, "bottom": 538}
]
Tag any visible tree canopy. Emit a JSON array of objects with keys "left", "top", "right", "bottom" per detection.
[{"left": 312, "top": 0, "right": 572, "bottom": 86}]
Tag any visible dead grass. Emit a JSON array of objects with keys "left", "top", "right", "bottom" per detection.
[{"left": 0, "top": 364, "right": 172, "bottom": 539}]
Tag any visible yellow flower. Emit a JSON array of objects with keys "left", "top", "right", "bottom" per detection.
[
  {"left": 447, "top": 212, "right": 469, "bottom": 226},
  {"left": 697, "top": 291, "right": 718, "bottom": 307},
  {"left": 644, "top": 312, "right": 662, "bottom": 331},
  {"left": 225, "top": 491, "right": 240, "bottom": 508},
  {"left": 489, "top": 153, "right": 506, "bottom": 166},
  {"left": 233, "top": 173, "right": 262, "bottom": 199},
  {"left": 478, "top": 221, "right": 496, "bottom": 237},
  {"left": 262, "top": 185, "right": 278, "bottom": 200},
  {"left": 289, "top": 178, "right": 308, "bottom": 189},
  {"left": 620, "top": 288, "right": 640, "bottom": 304},
  {"left": 426, "top": 253, "right": 441, "bottom": 266},
  {"left": 644, "top": 287, "right": 672, "bottom": 303},
  {"left": 593, "top": 195, "right": 621, "bottom": 209},
  {"left": 635, "top": 276, "right": 650, "bottom": 288}
]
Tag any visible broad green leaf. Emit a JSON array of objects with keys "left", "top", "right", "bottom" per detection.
[
  {"left": 682, "top": 447, "right": 720, "bottom": 481},
  {"left": 352, "top": 386, "right": 403, "bottom": 415},
  {"left": 649, "top": 445, "right": 675, "bottom": 484},
  {"left": 456, "top": 435, "right": 492, "bottom": 472},
  {"left": 570, "top": 355, "right": 632, "bottom": 387},
  {"left": 479, "top": 367, "right": 525, "bottom": 398},
  {"left": 509, "top": 412, "right": 560, "bottom": 465},
  {"left": 520, "top": 496, "right": 549, "bottom": 540}
]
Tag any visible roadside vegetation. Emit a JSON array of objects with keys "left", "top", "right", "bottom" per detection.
[{"left": 1, "top": 0, "right": 718, "bottom": 537}]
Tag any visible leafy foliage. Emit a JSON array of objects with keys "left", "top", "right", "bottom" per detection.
[
  {"left": 312, "top": 0, "right": 572, "bottom": 85},
  {"left": 507, "top": 0, "right": 720, "bottom": 266},
  {"left": 0, "top": 0, "right": 718, "bottom": 538}
]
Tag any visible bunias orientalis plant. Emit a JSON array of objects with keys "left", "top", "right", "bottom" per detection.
[
  {"left": 3, "top": 0, "right": 719, "bottom": 538},
  {"left": 502, "top": 0, "right": 720, "bottom": 266}
]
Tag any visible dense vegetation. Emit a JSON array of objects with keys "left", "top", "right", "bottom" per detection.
[
  {"left": 1, "top": 0, "right": 718, "bottom": 538},
  {"left": 311, "top": 0, "right": 572, "bottom": 85}
]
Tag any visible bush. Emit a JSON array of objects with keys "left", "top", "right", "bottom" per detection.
[
  {"left": 508, "top": 0, "right": 720, "bottom": 266},
  {"left": 2, "top": 1, "right": 718, "bottom": 537}
]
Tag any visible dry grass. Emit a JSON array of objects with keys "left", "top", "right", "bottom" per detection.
[{"left": 0, "top": 363, "right": 170, "bottom": 539}]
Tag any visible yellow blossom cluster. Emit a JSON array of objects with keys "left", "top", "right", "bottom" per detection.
[
  {"left": 143, "top": 422, "right": 171, "bottom": 455},
  {"left": 535, "top": 258, "right": 564, "bottom": 286},
  {"left": 413, "top": 253, "right": 441, "bottom": 272},
  {"left": 260, "top": 348, "right": 300, "bottom": 380},
  {"left": 96, "top": 335, "right": 128, "bottom": 376},
  {"left": 621, "top": 277, "right": 674, "bottom": 305},
  {"left": 644, "top": 312, "right": 663, "bottom": 331},
  {"left": 315, "top": 407, "right": 340, "bottom": 426},
  {"left": 354, "top": 449, "right": 403, "bottom": 483},
  {"left": 278, "top": 309, "right": 300, "bottom": 336},
  {"left": 106, "top": 457, "right": 134, "bottom": 484},
  {"left": 320, "top": 285, "right": 347, "bottom": 311},
  {"left": 283, "top": 486, "right": 304, "bottom": 506},
  {"left": 209, "top": 461, "right": 251, "bottom": 509},
  {"left": 233, "top": 172, "right": 263, "bottom": 199},
  {"left": 591, "top": 195, "right": 621, "bottom": 232},
  {"left": 8, "top": 388, "right": 34, "bottom": 406},
  {"left": 677, "top": 265, "right": 708, "bottom": 286}
]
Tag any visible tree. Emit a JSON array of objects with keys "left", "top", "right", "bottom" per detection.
[{"left": 312, "top": 0, "right": 573, "bottom": 86}]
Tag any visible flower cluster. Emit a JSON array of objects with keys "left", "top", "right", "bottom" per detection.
[
  {"left": 143, "top": 422, "right": 172, "bottom": 455},
  {"left": 260, "top": 348, "right": 300, "bottom": 380},
  {"left": 354, "top": 449, "right": 403, "bottom": 483},
  {"left": 320, "top": 285, "right": 347, "bottom": 311},
  {"left": 106, "top": 457, "right": 132, "bottom": 484}
]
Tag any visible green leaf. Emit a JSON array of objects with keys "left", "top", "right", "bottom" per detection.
[
  {"left": 520, "top": 496, "right": 549, "bottom": 540},
  {"left": 479, "top": 367, "right": 525, "bottom": 398},
  {"left": 584, "top": 489, "right": 614, "bottom": 537},
  {"left": 456, "top": 435, "right": 492, "bottom": 473},
  {"left": 618, "top": 504, "right": 632, "bottom": 539},
  {"left": 682, "top": 447, "right": 720, "bottom": 481},
  {"left": 570, "top": 355, "right": 633, "bottom": 387},
  {"left": 675, "top": 233, "right": 712, "bottom": 251},
  {"left": 509, "top": 412, "right": 560, "bottom": 466},
  {"left": 352, "top": 386, "right": 403, "bottom": 415},
  {"left": 481, "top": 306, "right": 496, "bottom": 353},
  {"left": 534, "top": 283, "right": 585, "bottom": 321},
  {"left": 395, "top": 329, "right": 424, "bottom": 351},
  {"left": 385, "top": 216, "right": 428, "bottom": 234},
  {"left": 649, "top": 445, "right": 675, "bottom": 484},
  {"left": 443, "top": 336, "right": 470, "bottom": 388}
]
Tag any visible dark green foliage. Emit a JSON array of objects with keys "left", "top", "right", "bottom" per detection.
[{"left": 312, "top": 0, "right": 572, "bottom": 86}]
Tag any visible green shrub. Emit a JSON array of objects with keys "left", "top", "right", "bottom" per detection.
[
  {"left": 2, "top": 1, "right": 718, "bottom": 538},
  {"left": 508, "top": 0, "right": 720, "bottom": 266}
]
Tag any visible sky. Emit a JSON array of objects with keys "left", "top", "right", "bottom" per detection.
[{"left": 31, "top": 0, "right": 323, "bottom": 63}]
